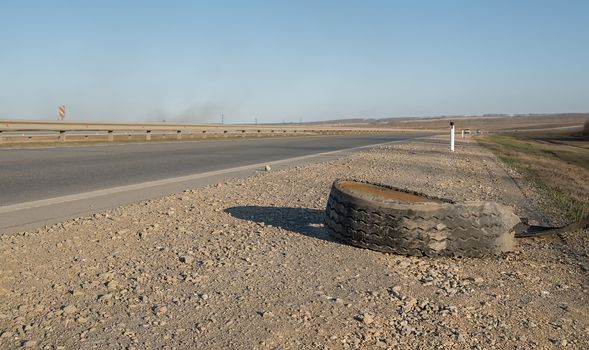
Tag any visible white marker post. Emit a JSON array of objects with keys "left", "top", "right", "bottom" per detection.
[
  {"left": 461, "top": 129, "right": 464, "bottom": 139},
  {"left": 450, "top": 122, "right": 455, "bottom": 152}
]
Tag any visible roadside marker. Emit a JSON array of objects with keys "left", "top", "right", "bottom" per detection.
[
  {"left": 58, "top": 105, "right": 66, "bottom": 120},
  {"left": 450, "top": 122, "right": 455, "bottom": 152}
]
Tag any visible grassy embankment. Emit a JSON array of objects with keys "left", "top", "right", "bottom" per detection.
[{"left": 478, "top": 123, "right": 589, "bottom": 223}]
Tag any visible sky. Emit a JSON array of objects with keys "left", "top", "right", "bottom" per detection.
[{"left": 0, "top": 0, "right": 588, "bottom": 124}]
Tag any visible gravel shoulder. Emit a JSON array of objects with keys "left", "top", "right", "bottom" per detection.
[{"left": 1, "top": 136, "right": 588, "bottom": 349}]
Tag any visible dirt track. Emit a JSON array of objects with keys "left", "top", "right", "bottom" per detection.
[{"left": 1, "top": 137, "right": 588, "bottom": 349}]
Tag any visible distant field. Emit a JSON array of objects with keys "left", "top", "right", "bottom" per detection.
[
  {"left": 478, "top": 129, "right": 589, "bottom": 223},
  {"left": 330, "top": 113, "right": 589, "bottom": 132}
]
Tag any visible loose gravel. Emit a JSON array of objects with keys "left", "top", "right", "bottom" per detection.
[{"left": 1, "top": 137, "right": 588, "bottom": 349}]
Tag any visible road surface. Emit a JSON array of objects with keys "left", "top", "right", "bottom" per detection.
[
  {"left": 0, "top": 134, "right": 428, "bottom": 206},
  {"left": 0, "top": 133, "right": 433, "bottom": 234}
]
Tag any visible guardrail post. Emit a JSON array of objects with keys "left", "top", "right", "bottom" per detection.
[
  {"left": 146, "top": 130, "right": 152, "bottom": 141},
  {"left": 176, "top": 130, "right": 182, "bottom": 140},
  {"left": 59, "top": 130, "right": 66, "bottom": 142},
  {"left": 108, "top": 130, "right": 114, "bottom": 142}
]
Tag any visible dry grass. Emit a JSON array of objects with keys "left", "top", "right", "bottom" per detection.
[
  {"left": 384, "top": 113, "right": 589, "bottom": 131},
  {"left": 478, "top": 133, "right": 589, "bottom": 223}
]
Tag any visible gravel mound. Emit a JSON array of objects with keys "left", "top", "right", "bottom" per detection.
[{"left": 1, "top": 137, "right": 588, "bottom": 349}]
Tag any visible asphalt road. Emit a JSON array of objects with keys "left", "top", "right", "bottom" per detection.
[{"left": 0, "top": 134, "right": 426, "bottom": 206}]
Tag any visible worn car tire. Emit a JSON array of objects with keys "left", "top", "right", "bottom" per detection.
[{"left": 324, "top": 179, "right": 520, "bottom": 257}]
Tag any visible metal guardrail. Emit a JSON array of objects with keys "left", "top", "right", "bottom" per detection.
[{"left": 0, "top": 119, "right": 395, "bottom": 144}]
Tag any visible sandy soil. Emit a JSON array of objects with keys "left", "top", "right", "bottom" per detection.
[{"left": 1, "top": 137, "right": 588, "bottom": 349}]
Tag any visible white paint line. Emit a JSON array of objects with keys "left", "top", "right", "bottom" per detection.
[
  {"left": 0, "top": 134, "right": 331, "bottom": 151},
  {"left": 0, "top": 138, "right": 409, "bottom": 214}
]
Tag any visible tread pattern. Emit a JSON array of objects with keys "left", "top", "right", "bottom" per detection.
[{"left": 324, "top": 180, "right": 518, "bottom": 257}]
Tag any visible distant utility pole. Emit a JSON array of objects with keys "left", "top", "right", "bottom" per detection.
[
  {"left": 255, "top": 117, "right": 258, "bottom": 125},
  {"left": 221, "top": 113, "right": 224, "bottom": 125}
]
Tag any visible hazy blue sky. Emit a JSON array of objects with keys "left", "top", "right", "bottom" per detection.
[{"left": 1, "top": 0, "right": 588, "bottom": 123}]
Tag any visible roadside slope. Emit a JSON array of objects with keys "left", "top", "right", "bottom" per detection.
[{"left": 1, "top": 137, "right": 587, "bottom": 349}]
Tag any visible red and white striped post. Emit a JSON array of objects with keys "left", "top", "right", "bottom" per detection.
[{"left": 58, "top": 105, "right": 66, "bottom": 120}]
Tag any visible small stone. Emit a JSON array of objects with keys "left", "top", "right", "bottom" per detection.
[
  {"left": 69, "top": 289, "right": 84, "bottom": 297},
  {"left": 389, "top": 286, "right": 403, "bottom": 299},
  {"left": 540, "top": 290, "right": 550, "bottom": 297},
  {"left": 154, "top": 306, "right": 168, "bottom": 316},
  {"left": 354, "top": 313, "right": 374, "bottom": 325},
  {"left": 61, "top": 305, "right": 77, "bottom": 315},
  {"left": 363, "top": 314, "right": 374, "bottom": 325},
  {"left": 98, "top": 293, "right": 113, "bottom": 301},
  {"left": 179, "top": 256, "right": 194, "bottom": 264},
  {"left": 106, "top": 280, "right": 119, "bottom": 291},
  {"left": 98, "top": 272, "right": 115, "bottom": 280},
  {"left": 402, "top": 298, "right": 417, "bottom": 312},
  {"left": 199, "top": 260, "right": 214, "bottom": 267},
  {"left": 264, "top": 165, "right": 271, "bottom": 171},
  {"left": 22, "top": 340, "right": 37, "bottom": 348}
]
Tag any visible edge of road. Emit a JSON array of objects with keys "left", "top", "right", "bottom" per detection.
[{"left": 0, "top": 136, "right": 429, "bottom": 235}]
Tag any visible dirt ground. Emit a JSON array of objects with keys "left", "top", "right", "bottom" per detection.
[{"left": 1, "top": 137, "right": 588, "bottom": 349}]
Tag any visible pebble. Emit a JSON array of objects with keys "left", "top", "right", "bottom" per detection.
[
  {"left": 473, "top": 277, "right": 484, "bottom": 284},
  {"left": 98, "top": 293, "right": 113, "bottom": 301},
  {"left": 179, "top": 255, "right": 194, "bottom": 264},
  {"left": 106, "top": 280, "right": 119, "bottom": 291},
  {"left": 389, "top": 286, "right": 403, "bottom": 299},
  {"left": 354, "top": 313, "right": 374, "bottom": 325},
  {"left": 22, "top": 340, "right": 37, "bottom": 348},
  {"left": 154, "top": 306, "right": 168, "bottom": 316},
  {"left": 62, "top": 305, "right": 77, "bottom": 315}
]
